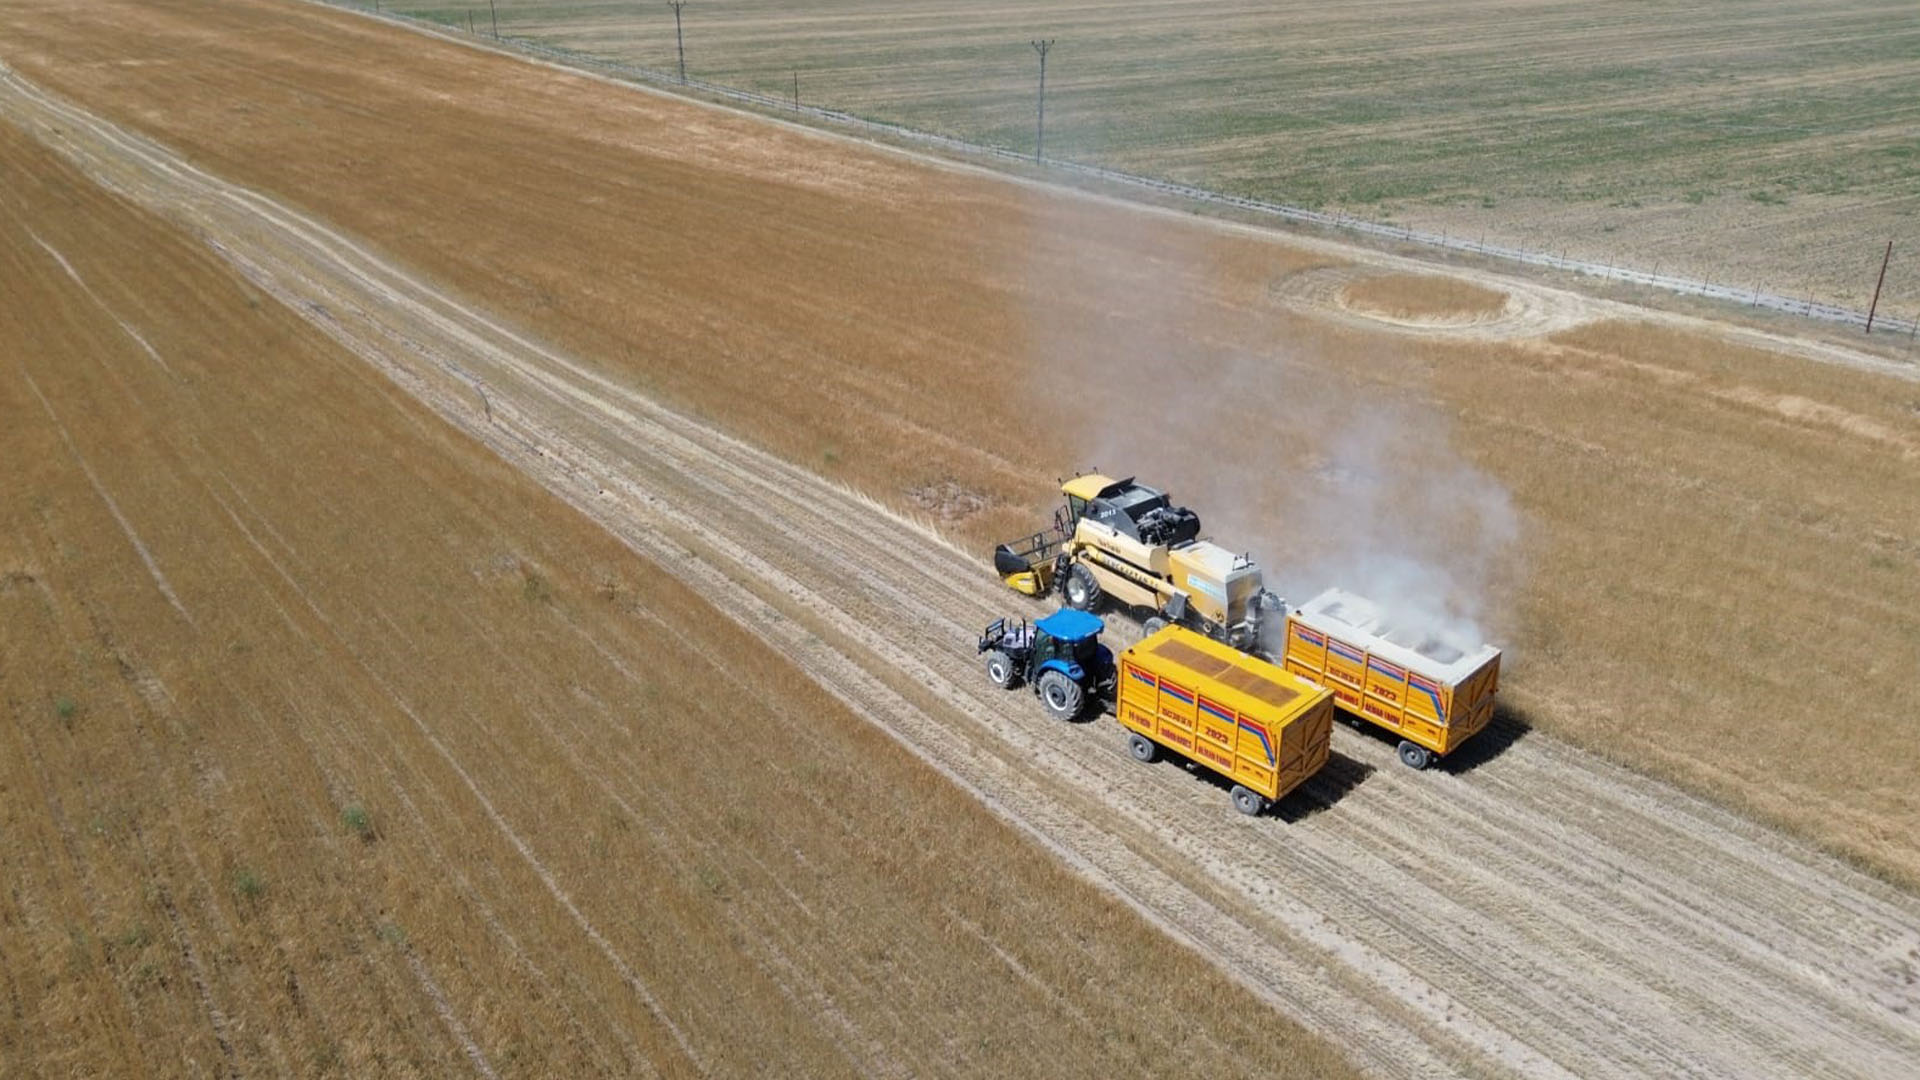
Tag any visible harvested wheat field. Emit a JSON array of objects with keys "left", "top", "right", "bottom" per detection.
[
  {"left": 0, "top": 113, "right": 1357, "bottom": 1077},
  {"left": 4, "top": 0, "right": 1920, "bottom": 1076}
]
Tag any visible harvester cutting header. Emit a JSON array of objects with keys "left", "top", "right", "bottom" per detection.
[{"left": 993, "top": 473, "right": 1286, "bottom": 653}]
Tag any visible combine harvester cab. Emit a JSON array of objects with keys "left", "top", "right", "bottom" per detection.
[
  {"left": 1279, "top": 588, "right": 1501, "bottom": 770},
  {"left": 994, "top": 473, "right": 1284, "bottom": 651},
  {"left": 1116, "top": 625, "right": 1334, "bottom": 816}
]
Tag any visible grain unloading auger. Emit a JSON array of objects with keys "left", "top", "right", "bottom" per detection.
[{"left": 993, "top": 474, "right": 1287, "bottom": 653}]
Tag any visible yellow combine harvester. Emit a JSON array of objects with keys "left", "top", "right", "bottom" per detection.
[{"left": 994, "top": 474, "right": 1286, "bottom": 652}]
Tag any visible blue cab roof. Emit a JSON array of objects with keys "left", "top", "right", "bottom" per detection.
[{"left": 1036, "top": 608, "right": 1104, "bottom": 643}]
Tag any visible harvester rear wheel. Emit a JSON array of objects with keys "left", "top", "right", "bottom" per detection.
[
  {"left": 1063, "top": 564, "right": 1103, "bottom": 612},
  {"left": 984, "top": 650, "right": 1018, "bottom": 689},
  {"left": 1397, "top": 740, "right": 1433, "bottom": 770},
  {"left": 1230, "top": 785, "right": 1268, "bottom": 817},
  {"left": 1127, "top": 732, "right": 1159, "bottom": 763},
  {"left": 1037, "top": 670, "right": 1085, "bottom": 720}
]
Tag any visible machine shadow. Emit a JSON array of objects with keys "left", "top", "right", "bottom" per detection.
[
  {"left": 1157, "top": 746, "right": 1374, "bottom": 822},
  {"left": 1275, "top": 751, "right": 1374, "bottom": 822},
  {"left": 1434, "top": 702, "right": 1533, "bottom": 775},
  {"left": 1328, "top": 700, "right": 1532, "bottom": 777}
]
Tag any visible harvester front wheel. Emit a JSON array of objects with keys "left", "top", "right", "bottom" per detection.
[
  {"left": 984, "top": 650, "right": 1018, "bottom": 689},
  {"left": 1037, "top": 670, "right": 1085, "bottom": 720},
  {"left": 1127, "top": 732, "right": 1159, "bottom": 763},
  {"left": 1063, "top": 564, "right": 1103, "bottom": 612},
  {"left": 1230, "top": 785, "right": 1269, "bottom": 817},
  {"left": 1397, "top": 740, "right": 1433, "bottom": 770}
]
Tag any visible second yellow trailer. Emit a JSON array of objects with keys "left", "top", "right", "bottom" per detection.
[{"left": 1116, "top": 625, "right": 1334, "bottom": 815}]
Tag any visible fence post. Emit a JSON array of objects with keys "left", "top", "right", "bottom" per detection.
[{"left": 1866, "top": 240, "right": 1893, "bottom": 333}]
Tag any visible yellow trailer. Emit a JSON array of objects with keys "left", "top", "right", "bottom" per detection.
[
  {"left": 1116, "top": 626, "right": 1334, "bottom": 815},
  {"left": 1279, "top": 588, "right": 1501, "bottom": 770}
]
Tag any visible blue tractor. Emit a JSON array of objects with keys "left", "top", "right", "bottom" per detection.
[{"left": 977, "top": 608, "right": 1114, "bottom": 720}]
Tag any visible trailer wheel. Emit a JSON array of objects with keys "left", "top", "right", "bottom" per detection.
[
  {"left": 1230, "top": 785, "right": 1268, "bottom": 817},
  {"left": 1396, "top": 740, "right": 1433, "bottom": 770},
  {"left": 1063, "top": 564, "right": 1103, "bottom": 612},
  {"left": 984, "top": 650, "right": 1018, "bottom": 689},
  {"left": 1037, "top": 670, "right": 1085, "bottom": 720},
  {"left": 1127, "top": 732, "right": 1159, "bottom": 763},
  {"left": 1141, "top": 616, "right": 1168, "bottom": 637}
]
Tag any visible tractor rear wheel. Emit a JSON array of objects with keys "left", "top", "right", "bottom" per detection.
[
  {"left": 1397, "top": 740, "right": 1433, "bottom": 770},
  {"left": 1230, "top": 785, "right": 1269, "bottom": 817},
  {"left": 1063, "top": 564, "right": 1103, "bottom": 612},
  {"left": 1037, "top": 670, "right": 1085, "bottom": 720},
  {"left": 1127, "top": 732, "right": 1159, "bottom": 763},
  {"left": 984, "top": 650, "right": 1018, "bottom": 689}
]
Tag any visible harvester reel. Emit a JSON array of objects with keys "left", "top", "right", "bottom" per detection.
[
  {"left": 1063, "top": 564, "right": 1103, "bottom": 612},
  {"left": 1037, "top": 670, "right": 1085, "bottom": 720},
  {"left": 984, "top": 650, "right": 1018, "bottom": 689}
]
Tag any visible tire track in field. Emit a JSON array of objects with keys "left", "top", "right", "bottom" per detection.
[{"left": 8, "top": 65, "right": 1920, "bottom": 1080}]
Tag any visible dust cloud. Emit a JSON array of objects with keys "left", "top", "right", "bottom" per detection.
[{"left": 1019, "top": 196, "right": 1522, "bottom": 653}]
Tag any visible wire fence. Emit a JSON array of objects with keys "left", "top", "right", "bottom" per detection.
[{"left": 332, "top": 1, "right": 1919, "bottom": 340}]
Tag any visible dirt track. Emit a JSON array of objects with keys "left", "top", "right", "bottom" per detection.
[{"left": 7, "top": 60, "right": 1916, "bottom": 1079}]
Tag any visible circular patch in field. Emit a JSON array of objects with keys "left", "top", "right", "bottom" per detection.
[
  {"left": 1267, "top": 265, "right": 1594, "bottom": 341},
  {"left": 1339, "top": 272, "right": 1510, "bottom": 324}
]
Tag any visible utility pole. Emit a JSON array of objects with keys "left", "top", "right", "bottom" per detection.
[
  {"left": 488, "top": 0, "right": 498, "bottom": 38},
  {"left": 1031, "top": 39, "right": 1055, "bottom": 163},
  {"left": 667, "top": 2, "right": 688, "bottom": 84},
  {"left": 1865, "top": 239, "right": 1892, "bottom": 333},
  {"left": 793, "top": 70, "right": 800, "bottom": 110}
]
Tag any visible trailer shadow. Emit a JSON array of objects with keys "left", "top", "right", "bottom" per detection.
[
  {"left": 1326, "top": 700, "right": 1533, "bottom": 777},
  {"left": 1434, "top": 702, "right": 1534, "bottom": 775},
  {"left": 1161, "top": 748, "right": 1374, "bottom": 822},
  {"left": 1275, "top": 751, "right": 1374, "bottom": 822}
]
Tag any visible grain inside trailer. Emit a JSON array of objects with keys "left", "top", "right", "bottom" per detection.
[{"left": 1280, "top": 588, "right": 1500, "bottom": 770}]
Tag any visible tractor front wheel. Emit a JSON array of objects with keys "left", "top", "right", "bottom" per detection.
[
  {"left": 1037, "top": 670, "right": 1086, "bottom": 720},
  {"left": 984, "top": 650, "right": 1019, "bottom": 689},
  {"left": 1063, "top": 564, "right": 1103, "bottom": 612},
  {"left": 1141, "top": 616, "right": 1169, "bottom": 637}
]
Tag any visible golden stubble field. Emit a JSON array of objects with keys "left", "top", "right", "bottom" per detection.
[
  {"left": 447, "top": 0, "right": 1920, "bottom": 313},
  {"left": 2, "top": 0, "right": 1914, "bottom": 891},
  {"left": 0, "top": 116, "right": 1359, "bottom": 1075}
]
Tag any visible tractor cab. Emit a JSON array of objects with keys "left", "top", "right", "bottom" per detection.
[
  {"left": 1031, "top": 608, "right": 1110, "bottom": 678},
  {"left": 977, "top": 608, "right": 1113, "bottom": 720}
]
